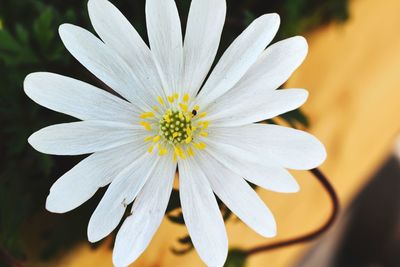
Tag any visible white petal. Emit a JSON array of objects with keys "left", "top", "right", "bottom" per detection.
[
  {"left": 196, "top": 151, "right": 276, "bottom": 237},
  {"left": 29, "top": 121, "right": 145, "bottom": 156},
  {"left": 208, "top": 124, "right": 327, "bottom": 170},
  {"left": 196, "top": 14, "right": 280, "bottom": 108},
  {"left": 113, "top": 153, "right": 176, "bottom": 266},
  {"left": 207, "top": 89, "right": 308, "bottom": 127},
  {"left": 179, "top": 158, "right": 228, "bottom": 267},
  {"left": 88, "top": 0, "right": 164, "bottom": 100},
  {"left": 228, "top": 36, "right": 308, "bottom": 97},
  {"left": 46, "top": 143, "right": 148, "bottom": 213},
  {"left": 183, "top": 0, "right": 226, "bottom": 96},
  {"left": 146, "top": 0, "right": 183, "bottom": 95},
  {"left": 24, "top": 72, "right": 139, "bottom": 123},
  {"left": 59, "top": 24, "right": 149, "bottom": 109},
  {"left": 206, "top": 141, "right": 299, "bottom": 193},
  {"left": 88, "top": 153, "right": 159, "bottom": 242}
]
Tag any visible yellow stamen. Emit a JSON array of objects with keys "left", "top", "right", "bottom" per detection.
[
  {"left": 185, "top": 136, "right": 193, "bottom": 144},
  {"left": 159, "top": 147, "right": 168, "bottom": 156},
  {"left": 194, "top": 105, "right": 200, "bottom": 111},
  {"left": 199, "top": 121, "right": 209, "bottom": 129},
  {"left": 198, "top": 112, "right": 207, "bottom": 118},
  {"left": 153, "top": 135, "right": 161, "bottom": 143},
  {"left": 157, "top": 96, "right": 164, "bottom": 106},
  {"left": 194, "top": 142, "right": 207, "bottom": 150},
  {"left": 173, "top": 132, "right": 179, "bottom": 138},
  {"left": 148, "top": 145, "right": 154, "bottom": 153},
  {"left": 183, "top": 93, "right": 190, "bottom": 103},
  {"left": 199, "top": 131, "right": 209, "bottom": 137},
  {"left": 178, "top": 112, "right": 184, "bottom": 121},
  {"left": 144, "top": 136, "right": 153, "bottom": 142},
  {"left": 179, "top": 103, "right": 188, "bottom": 112},
  {"left": 173, "top": 93, "right": 179, "bottom": 100},
  {"left": 140, "top": 121, "right": 152, "bottom": 131},
  {"left": 140, "top": 111, "right": 155, "bottom": 119},
  {"left": 174, "top": 147, "right": 186, "bottom": 159},
  {"left": 168, "top": 95, "right": 175, "bottom": 103},
  {"left": 164, "top": 114, "right": 171, "bottom": 123},
  {"left": 153, "top": 106, "right": 159, "bottom": 112},
  {"left": 187, "top": 147, "right": 195, "bottom": 157}
]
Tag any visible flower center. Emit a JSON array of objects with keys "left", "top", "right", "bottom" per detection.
[
  {"left": 138, "top": 93, "right": 209, "bottom": 161},
  {"left": 160, "top": 109, "right": 192, "bottom": 145}
]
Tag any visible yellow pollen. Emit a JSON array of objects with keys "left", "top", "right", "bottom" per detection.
[
  {"left": 194, "top": 142, "right": 207, "bottom": 150},
  {"left": 173, "top": 93, "right": 179, "bottom": 100},
  {"left": 178, "top": 112, "right": 184, "bottom": 121},
  {"left": 187, "top": 147, "right": 195, "bottom": 157},
  {"left": 199, "top": 132, "right": 209, "bottom": 137},
  {"left": 157, "top": 96, "right": 164, "bottom": 106},
  {"left": 164, "top": 115, "right": 171, "bottom": 123},
  {"left": 183, "top": 93, "right": 190, "bottom": 103},
  {"left": 153, "top": 106, "right": 159, "bottom": 112},
  {"left": 198, "top": 121, "right": 209, "bottom": 129},
  {"left": 144, "top": 136, "right": 153, "bottom": 142},
  {"left": 172, "top": 132, "right": 179, "bottom": 138},
  {"left": 168, "top": 95, "right": 175, "bottom": 103},
  {"left": 148, "top": 145, "right": 154, "bottom": 153},
  {"left": 159, "top": 147, "right": 168, "bottom": 156},
  {"left": 185, "top": 136, "right": 193, "bottom": 144},
  {"left": 153, "top": 135, "right": 161, "bottom": 143},
  {"left": 174, "top": 147, "right": 186, "bottom": 159},
  {"left": 194, "top": 105, "right": 200, "bottom": 111},
  {"left": 140, "top": 121, "right": 152, "bottom": 131},
  {"left": 198, "top": 112, "right": 207, "bottom": 118},
  {"left": 179, "top": 103, "right": 188, "bottom": 112},
  {"left": 140, "top": 112, "right": 155, "bottom": 119}
]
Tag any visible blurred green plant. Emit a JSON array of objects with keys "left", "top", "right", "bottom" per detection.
[
  {"left": 225, "top": 249, "right": 247, "bottom": 267},
  {"left": 0, "top": 0, "right": 348, "bottom": 266}
]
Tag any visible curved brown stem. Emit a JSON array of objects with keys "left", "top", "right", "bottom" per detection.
[
  {"left": 245, "top": 168, "right": 339, "bottom": 256},
  {"left": 0, "top": 246, "right": 24, "bottom": 267}
]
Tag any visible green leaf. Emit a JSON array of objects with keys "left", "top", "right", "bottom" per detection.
[
  {"left": 0, "top": 29, "right": 21, "bottom": 52},
  {"left": 225, "top": 249, "right": 247, "bottom": 267},
  {"left": 15, "top": 24, "right": 29, "bottom": 44},
  {"left": 33, "top": 7, "right": 55, "bottom": 49}
]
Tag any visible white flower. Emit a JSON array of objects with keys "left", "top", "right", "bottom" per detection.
[{"left": 24, "top": 0, "right": 326, "bottom": 266}]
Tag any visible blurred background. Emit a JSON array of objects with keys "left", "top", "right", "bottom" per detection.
[{"left": 0, "top": 0, "right": 399, "bottom": 266}]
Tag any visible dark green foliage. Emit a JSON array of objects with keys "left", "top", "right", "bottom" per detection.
[
  {"left": 0, "top": 0, "right": 347, "bottom": 265},
  {"left": 225, "top": 249, "right": 248, "bottom": 267}
]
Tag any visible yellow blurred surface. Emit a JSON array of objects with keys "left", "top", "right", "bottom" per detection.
[{"left": 54, "top": 0, "right": 400, "bottom": 266}]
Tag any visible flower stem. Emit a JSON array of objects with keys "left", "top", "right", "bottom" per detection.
[
  {"left": 0, "top": 245, "right": 24, "bottom": 267},
  {"left": 245, "top": 168, "right": 340, "bottom": 256}
]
